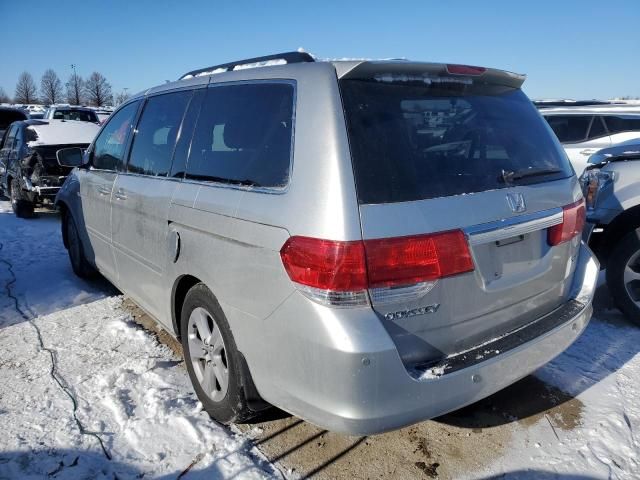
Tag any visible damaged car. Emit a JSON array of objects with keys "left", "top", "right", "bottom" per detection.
[{"left": 0, "top": 119, "right": 100, "bottom": 217}]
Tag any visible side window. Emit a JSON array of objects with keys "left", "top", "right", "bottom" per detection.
[
  {"left": 588, "top": 116, "right": 607, "bottom": 139},
  {"left": 92, "top": 101, "right": 140, "bottom": 171},
  {"left": 544, "top": 115, "right": 591, "bottom": 143},
  {"left": 170, "top": 89, "right": 205, "bottom": 178},
  {"left": 604, "top": 115, "right": 640, "bottom": 134},
  {"left": 127, "top": 91, "right": 191, "bottom": 177},
  {"left": 186, "top": 82, "right": 294, "bottom": 188},
  {"left": 13, "top": 127, "right": 23, "bottom": 152},
  {"left": 3, "top": 125, "right": 18, "bottom": 151}
]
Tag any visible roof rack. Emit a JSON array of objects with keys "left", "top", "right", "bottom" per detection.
[{"left": 179, "top": 51, "right": 315, "bottom": 80}]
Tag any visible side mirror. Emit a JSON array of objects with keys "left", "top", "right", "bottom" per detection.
[{"left": 56, "top": 147, "right": 86, "bottom": 167}]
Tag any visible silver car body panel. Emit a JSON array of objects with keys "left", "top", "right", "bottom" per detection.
[{"left": 55, "top": 59, "right": 597, "bottom": 434}]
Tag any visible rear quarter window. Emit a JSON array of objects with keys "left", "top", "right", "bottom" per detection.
[
  {"left": 340, "top": 79, "right": 573, "bottom": 204},
  {"left": 185, "top": 82, "right": 294, "bottom": 188}
]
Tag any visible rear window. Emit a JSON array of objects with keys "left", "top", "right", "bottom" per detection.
[
  {"left": 340, "top": 79, "right": 573, "bottom": 204},
  {"left": 52, "top": 109, "right": 98, "bottom": 123}
]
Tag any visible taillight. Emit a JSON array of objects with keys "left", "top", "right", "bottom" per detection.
[
  {"left": 280, "top": 230, "right": 474, "bottom": 307},
  {"left": 364, "top": 230, "right": 474, "bottom": 288},
  {"left": 548, "top": 199, "right": 586, "bottom": 246},
  {"left": 446, "top": 64, "right": 487, "bottom": 76},
  {"left": 280, "top": 237, "right": 367, "bottom": 291}
]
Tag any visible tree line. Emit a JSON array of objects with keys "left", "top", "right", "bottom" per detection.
[{"left": 0, "top": 69, "right": 130, "bottom": 107}]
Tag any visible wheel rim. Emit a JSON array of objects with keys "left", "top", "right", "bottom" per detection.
[
  {"left": 67, "top": 219, "right": 81, "bottom": 271},
  {"left": 624, "top": 250, "right": 640, "bottom": 309},
  {"left": 187, "top": 307, "right": 229, "bottom": 402}
]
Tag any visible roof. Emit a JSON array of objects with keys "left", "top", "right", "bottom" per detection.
[
  {"left": 130, "top": 51, "right": 527, "bottom": 100},
  {"left": 23, "top": 119, "right": 100, "bottom": 146}
]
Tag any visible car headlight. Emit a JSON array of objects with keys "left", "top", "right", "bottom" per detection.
[{"left": 580, "top": 169, "right": 616, "bottom": 210}]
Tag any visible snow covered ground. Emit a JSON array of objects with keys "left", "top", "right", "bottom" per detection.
[
  {"left": 0, "top": 202, "right": 276, "bottom": 479},
  {"left": 0, "top": 198, "right": 639, "bottom": 479}
]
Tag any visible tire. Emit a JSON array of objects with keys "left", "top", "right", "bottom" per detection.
[
  {"left": 10, "top": 178, "right": 34, "bottom": 218},
  {"left": 181, "top": 283, "right": 255, "bottom": 424},
  {"left": 64, "top": 212, "right": 96, "bottom": 278},
  {"left": 606, "top": 229, "right": 640, "bottom": 325}
]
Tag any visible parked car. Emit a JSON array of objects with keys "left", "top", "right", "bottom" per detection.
[
  {"left": 0, "top": 106, "right": 29, "bottom": 140},
  {"left": 93, "top": 109, "right": 112, "bottom": 124},
  {"left": 43, "top": 105, "right": 100, "bottom": 124},
  {"left": 541, "top": 105, "right": 640, "bottom": 174},
  {"left": 581, "top": 139, "right": 640, "bottom": 323},
  {"left": 0, "top": 119, "right": 100, "bottom": 217},
  {"left": 55, "top": 52, "right": 598, "bottom": 435}
]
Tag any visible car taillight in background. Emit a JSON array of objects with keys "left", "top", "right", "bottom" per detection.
[
  {"left": 547, "top": 199, "right": 586, "bottom": 246},
  {"left": 280, "top": 230, "right": 474, "bottom": 307}
]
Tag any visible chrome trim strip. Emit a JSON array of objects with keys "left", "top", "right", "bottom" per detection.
[{"left": 465, "top": 207, "right": 563, "bottom": 246}]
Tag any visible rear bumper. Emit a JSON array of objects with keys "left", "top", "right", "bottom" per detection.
[{"left": 250, "top": 243, "right": 598, "bottom": 435}]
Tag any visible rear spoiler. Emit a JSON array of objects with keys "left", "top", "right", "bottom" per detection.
[{"left": 336, "top": 60, "right": 526, "bottom": 89}]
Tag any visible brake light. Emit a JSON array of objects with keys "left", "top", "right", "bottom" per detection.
[
  {"left": 446, "top": 64, "right": 487, "bottom": 76},
  {"left": 547, "top": 199, "right": 586, "bottom": 246},
  {"left": 280, "top": 237, "right": 367, "bottom": 292},
  {"left": 280, "top": 230, "right": 474, "bottom": 306},
  {"left": 364, "top": 230, "right": 474, "bottom": 288}
]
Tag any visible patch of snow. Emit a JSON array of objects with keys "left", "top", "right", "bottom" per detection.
[
  {"left": 417, "top": 364, "right": 447, "bottom": 379},
  {"left": 232, "top": 59, "right": 287, "bottom": 71},
  {"left": 475, "top": 313, "right": 640, "bottom": 478},
  {"left": 26, "top": 119, "right": 100, "bottom": 147},
  {"left": 0, "top": 201, "right": 277, "bottom": 479},
  {"left": 193, "top": 67, "right": 228, "bottom": 77}
]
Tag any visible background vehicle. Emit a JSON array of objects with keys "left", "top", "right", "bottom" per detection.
[
  {"left": 43, "top": 105, "right": 100, "bottom": 123},
  {"left": 55, "top": 52, "right": 597, "bottom": 435},
  {"left": 93, "top": 108, "right": 112, "bottom": 124},
  {"left": 582, "top": 140, "right": 640, "bottom": 323},
  {"left": 0, "top": 106, "right": 28, "bottom": 140},
  {"left": 541, "top": 105, "right": 640, "bottom": 174},
  {"left": 0, "top": 119, "right": 99, "bottom": 217}
]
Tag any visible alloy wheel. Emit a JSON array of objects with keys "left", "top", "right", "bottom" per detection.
[
  {"left": 623, "top": 250, "right": 640, "bottom": 309},
  {"left": 187, "top": 307, "right": 229, "bottom": 402}
]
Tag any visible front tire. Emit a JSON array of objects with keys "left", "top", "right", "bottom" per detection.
[
  {"left": 10, "top": 178, "right": 34, "bottom": 218},
  {"left": 181, "top": 284, "right": 255, "bottom": 424},
  {"left": 64, "top": 213, "right": 96, "bottom": 278},
  {"left": 607, "top": 229, "right": 640, "bottom": 325}
]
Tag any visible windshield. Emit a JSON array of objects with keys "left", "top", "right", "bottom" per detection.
[
  {"left": 340, "top": 79, "right": 573, "bottom": 204},
  {"left": 52, "top": 109, "right": 98, "bottom": 122}
]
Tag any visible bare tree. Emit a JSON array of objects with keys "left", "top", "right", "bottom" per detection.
[
  {"left": 84, "top": 72, "right": 113, "bottom": 107},
  {"left": 66, "top": 72, "right": 84, "bottom": 105},
  {"left": 14, "top": 72, "right": 38, "bottom": 104},
  {"left": 40, "top": 69, "right": 63, "bottom": 105},
  {"left": 114, "top": 90, "right": 130, "bottom": 106},
  {"left": 0, "top": 87, "right": 10, "bottom": 104}
]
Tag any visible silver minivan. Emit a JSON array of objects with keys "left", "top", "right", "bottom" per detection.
[{"left": 55, "top": 52, "right": 598, "bottom": 435}]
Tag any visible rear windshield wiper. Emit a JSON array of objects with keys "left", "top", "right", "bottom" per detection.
[{"left": 500, "top": 167, "right": 563, "bottom": 184}]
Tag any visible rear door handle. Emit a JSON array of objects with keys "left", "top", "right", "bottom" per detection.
[
  {"left": 114, "top": 188, "right": 127, "bottom": 200},
  {"left": 97, "top": 185, "right": 111, "bottom": 196},
  {"left": 580, "top": 148, "right": 596, "bottom": 156}
]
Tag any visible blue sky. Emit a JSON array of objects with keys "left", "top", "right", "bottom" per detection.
[{"left": 1, "top": 0, "right": 638, "bottom": 101}]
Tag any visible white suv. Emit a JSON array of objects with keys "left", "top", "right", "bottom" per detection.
[{"left": 541, "top": 105, "right": 640, "bottom": 174}]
